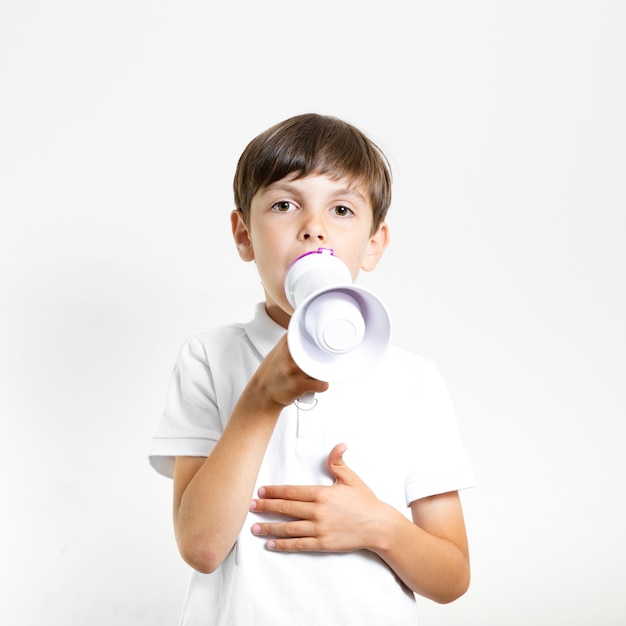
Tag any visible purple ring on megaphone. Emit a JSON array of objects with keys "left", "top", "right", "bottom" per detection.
[{"left": 285, "top": 247, "right": 335, "bottom": 272}]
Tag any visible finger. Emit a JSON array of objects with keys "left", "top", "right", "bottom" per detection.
[
  {"left": 250, "top": 497, "right": 312, "bottom": 519},
  {"left": 264, "top": 537, "right": 324, "bottom": 552},
  {"left": 327, "top": 443, "right": 354, "bottom": 485},
  {"left": 251, "top": 520, "right": 316, "bottom": 539},
  {"left": 327, "top": 442, "right": 348, "bottom": 467},
  {"left": 257, "top": 485, "right": 318, "bottom": 502}
]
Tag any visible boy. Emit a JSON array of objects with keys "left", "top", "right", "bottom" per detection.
[{"left": 150, "top": 113, "right": 475, "bottom": 625}]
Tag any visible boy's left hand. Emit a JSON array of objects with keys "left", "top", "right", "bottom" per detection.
[{"left": 250, "top": 443, "right": 386, "bottom": 553}]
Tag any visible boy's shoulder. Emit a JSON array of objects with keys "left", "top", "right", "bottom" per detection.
[
  {"left": 376, "top": 345, "right": 454, "bottom": 402},
  {"left": 181, "top": 320, "right": 250, "bottom": 359},
  {"left": 179, "top": 305, "right": 281, "bottom": 367},
  {"left": 385, "top": 343, "right": 441, "bottom": 375},
  {"left": 191, "top": 320, "right": 248, "bottom": 343}
]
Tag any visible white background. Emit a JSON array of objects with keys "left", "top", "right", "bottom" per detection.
[{"left": 1, "top": 1, "right": 625, "bottom": 624}]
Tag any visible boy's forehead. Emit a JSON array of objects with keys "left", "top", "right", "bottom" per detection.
[{"left": 259, "top": 171, "right": 369, "bottom": 200}]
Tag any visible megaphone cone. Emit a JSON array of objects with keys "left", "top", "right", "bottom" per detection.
[{"left": 284, "top": 248, "right": 391, "bottom": 383}]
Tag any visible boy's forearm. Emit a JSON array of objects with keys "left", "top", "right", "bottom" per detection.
[
  {"left": 174, "top": 393, "right": 282, "bottom": 574},
  {"left": 173, "top": 333, "right": 329, "bottom": 574},
  {"left": 370, "top": 501, "right": 470, "bottom": 603}
]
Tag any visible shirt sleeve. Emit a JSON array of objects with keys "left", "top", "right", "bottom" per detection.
[
  {"left": 149, "top": 335, "right": 224, "bottom": 478},
  {"left": 404, "top": 359, "right": 476, "bottom": 504}
]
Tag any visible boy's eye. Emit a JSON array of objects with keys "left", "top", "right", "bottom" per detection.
[
  {"left": 272, "top": 201, "right": 295, "bottom": 212},
  {"left": 333, "top": 205, "right": 353, "bottom": 217}
]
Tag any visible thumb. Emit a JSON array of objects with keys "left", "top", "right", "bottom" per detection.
[{"left": 327, "top": 443, "right": 352, "bottom": 485}]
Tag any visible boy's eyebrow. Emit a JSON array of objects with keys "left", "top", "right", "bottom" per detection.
[{"left": 333, "top": 186, "right": 367, "bottom": 201}]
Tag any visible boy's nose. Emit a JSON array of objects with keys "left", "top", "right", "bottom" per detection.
[
  {"left": 303, "top": 230, "right": 325, "bottom": 241},
  {"left": 300, "top": 215, "right": 326, "bottom": 241}
]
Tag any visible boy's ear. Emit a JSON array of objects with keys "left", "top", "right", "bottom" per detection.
[
  {"left": 361, "top": 222, "right": 390, "bottom": 272},
  {"left": 231, "top": 210, "right": 255, "bottom": 262}
]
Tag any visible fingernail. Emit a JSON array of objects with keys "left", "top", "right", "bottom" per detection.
[
  {"left": 258, "top": 487, "right": 266, "bottom": 498},
  {"left": 266, "top": 540, "right": 276, "bottom": 550},
  {"left": 252, "top": 524, "right": 261, "bottom": 535},
  {"left": 250, "top": 500, "right": 257, "bottom": 510}
]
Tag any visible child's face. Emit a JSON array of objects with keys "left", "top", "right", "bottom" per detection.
[{"left": 232, "top": 172, "right": 389, "bottom": 328}]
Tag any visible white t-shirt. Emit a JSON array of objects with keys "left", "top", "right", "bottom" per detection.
[{"left": 150, "top": 303, "right": 475, "bottom": 626}]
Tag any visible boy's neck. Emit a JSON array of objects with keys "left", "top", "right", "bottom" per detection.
[{"left": 265, "top": 302, "right": 291, "bottom": 330}]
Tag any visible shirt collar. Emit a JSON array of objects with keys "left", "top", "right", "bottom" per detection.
[{"left": 243, "top": 302, "right": 287, "bottom": 359}]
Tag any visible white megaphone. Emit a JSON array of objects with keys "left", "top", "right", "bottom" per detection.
[{"left": 284, "top": 248, "right": 391, "bottom": 398}]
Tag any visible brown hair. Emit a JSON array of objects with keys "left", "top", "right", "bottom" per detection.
[{"left": 233, "top": 114, "right": 392, "bottom": 232}]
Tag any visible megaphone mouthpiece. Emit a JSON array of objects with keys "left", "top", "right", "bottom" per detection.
[{"left": 284, "top": 248, "right": 352, "bottom": 310}]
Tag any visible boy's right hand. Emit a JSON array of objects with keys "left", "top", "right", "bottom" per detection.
[{"left": 245, "top": 334, "right": 329, "bottom": 410}]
